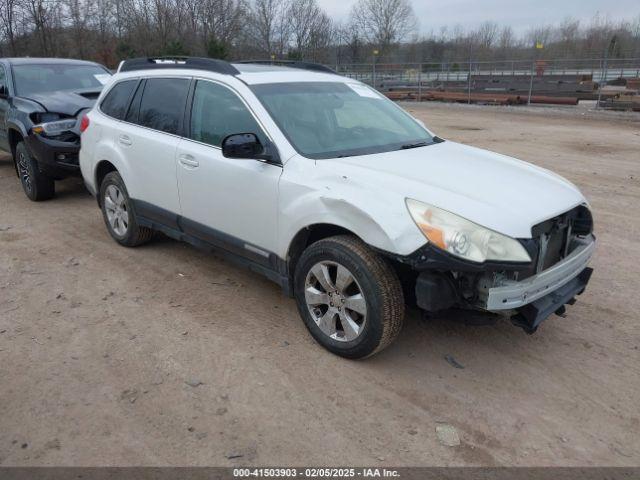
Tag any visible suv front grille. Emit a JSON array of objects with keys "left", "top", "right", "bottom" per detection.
[{"left": 532, "top": 205, "right": 593, "bottom": 274}]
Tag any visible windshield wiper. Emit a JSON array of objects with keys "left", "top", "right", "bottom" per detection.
[{"left": 401, "top": 141, "right": 430, "bottom": 150}]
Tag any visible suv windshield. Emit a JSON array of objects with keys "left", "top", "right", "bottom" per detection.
[
  {"left": 13, "top": 64, "right": 109, "bottom": 96},
  {"left": 250, "top": 82, "right": 434, "bottom": 159}
]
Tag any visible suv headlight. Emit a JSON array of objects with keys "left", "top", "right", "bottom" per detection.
[
  {"left": 406, "top": 198, "right": 531, "bottom": 263},
  {"left": 32, "top": 118, "right": 78, "bottom": 137}
]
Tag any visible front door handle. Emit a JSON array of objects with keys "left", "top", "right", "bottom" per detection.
[
  {"left": 178, "top": 154, "right": 199, "bottom": 168},
  {"left": 118, "top": 135, "right": 132, "bottom": 146}
]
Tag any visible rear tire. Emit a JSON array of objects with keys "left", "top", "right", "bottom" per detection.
[
  {"left": 294, "top": 235, "right": 405, "bottom": 359},
  {"left": 15, "top": 142, "right": 55, "bottom": 201},
  {"left": 99, "top": 171, "right": 153, "bottom": 247}
]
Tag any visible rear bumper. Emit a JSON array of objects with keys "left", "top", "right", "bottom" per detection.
[
  {"left": 24, "top": 133, "right": 81, "bottom": 178},
  {"left": 483, "top": 235, "right": 595, "bottom": 310}
]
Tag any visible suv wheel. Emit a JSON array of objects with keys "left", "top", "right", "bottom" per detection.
[
  {"left": 294, "top": 235, "right": 405, "bottom": 359},
  {"left": 15, "top": 142, "right": 55, "bottom": 201},
  {"left": 100, "top": 171, "right": 153, "bottom": 247}
]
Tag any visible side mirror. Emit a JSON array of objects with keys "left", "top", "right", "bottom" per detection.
[
  {"left": 222, "top": 133, "right": 263, "bottom": 159},
  {"left": 0, "top": 85, "right": 8, "bottom": 99},
  {"left": 221, "top": 133, "right": 281, "bottom": 165}
]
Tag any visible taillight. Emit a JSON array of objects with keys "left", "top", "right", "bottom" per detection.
[{"left": 80, "top": 114, "right": 90, "bottom": 133}]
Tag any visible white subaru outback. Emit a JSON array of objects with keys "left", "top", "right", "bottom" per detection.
[{"left": 79, "top": 57, "right": 595, "bottom": 359}]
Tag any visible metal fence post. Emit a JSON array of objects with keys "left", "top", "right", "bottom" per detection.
[
  {"left": 372, "top": 62, "right": 376, "bottom": 89},
  {"left": 527, "top": 60, "right": 534, "bottom": 105},
  {"left": 468, "top": 58, "right": 472, "bottom": 104},
  {"left": 418, "top": 64, "right": 422, "bottom": 102},
  {"left": 596, "top": 51, "right": 609, "bottom": 110}
]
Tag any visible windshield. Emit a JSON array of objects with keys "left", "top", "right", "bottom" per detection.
[
  {"left": 250, "top": 82, "right": 434, "bottom": 159},
  {"left": 13, "top": 64, "right": 109, "bottom": 96}
]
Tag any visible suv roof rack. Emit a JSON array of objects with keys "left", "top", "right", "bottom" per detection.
[
  {"left": 117, "top": 57, "right": 240, "bottom": 75},
  {"left": 236, "top": 60, "right": 336, "bottom": 74}
]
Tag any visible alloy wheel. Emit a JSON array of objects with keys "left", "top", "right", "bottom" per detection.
[
  {"left": 304, "top": 261, "right": 367, "bottom": 342},
  {"left": 104, "top": 184, "right": 129, "bottom": 236}
]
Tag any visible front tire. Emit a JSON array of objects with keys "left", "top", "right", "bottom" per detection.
[
  {"left": 99, "top": 171, "right": 153, "bottom": 247},
  {"left": 15, "top": 142, "right": 55, "bottom": 201},
  {"left": 294, "top": 235, "right": 405, "bottom": 359}
]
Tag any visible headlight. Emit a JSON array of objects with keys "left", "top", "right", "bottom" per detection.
[
  {"left": 406, "top": 199, "right": 531, "bottom": 263},
  {"left": 32, "top": 118, "right": 78, "bottom": 136}
]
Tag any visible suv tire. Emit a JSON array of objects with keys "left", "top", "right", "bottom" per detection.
[
  {"left": 99, "top": 171, "right": 153, "bottom": 247},
  {"left": 294, "top": 235, "right": 405, "bottom": 359},
  {"left": 16, "top": 142, "right": 55, "bottom": 201}
]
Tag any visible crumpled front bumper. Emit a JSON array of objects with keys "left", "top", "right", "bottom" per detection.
[
  {"left": 483, "top": 235, "right": 595, "bottom": 311},
  {"left": 510, "top": 267, "right": 593, "bottom": 333},
  {"left": 24, "top": 133, "right": 81, "bottom": 178}
]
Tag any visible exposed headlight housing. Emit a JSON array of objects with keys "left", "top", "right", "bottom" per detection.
[
  {"left": 406, "top": 198, "right": 531, "bottom": 263},
  {"left": 32, "top": 118, "right": 78, "bottom": 137}
]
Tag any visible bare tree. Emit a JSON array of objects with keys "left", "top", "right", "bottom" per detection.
[
  {"left": 526, "top": 25, "right": 553, "bottom": 49},
  {"left": 0, "top": 0, "right": 18, "bottom": 54},
  {"left": 1, "top": 0, "right": 639, "bottom": 68},
  {"left": 303, "top": 8, "right": 333, "bottom": 62},
  {"left": 22, "top": 0, "right": 59, "bottom": 55},
  {"left": 557, "top": 17, "right": 580, "bottom": 57},
  {"left": 63, "top": 0, "right": 91, "bottom": 57},
  {"left": 88, "top": 0, "right": 117, "bottom": 64},
  {"left": 497, "top": 25, "right": 515, "bottom": 59},
  {"left": 246, "top": 0, "right": 289, "bottom": 57},
  {"left": 288, "top": 0, "right": 333, "bottom": 60},
  {"left": 349, "top": 0, "right": 417, "bottom": 54},
  {"left": 201, "top": 0, "right": 245, "bottom": 52},
  {"left": 476, "top": 21, "right": 499, "bottom": 49}
]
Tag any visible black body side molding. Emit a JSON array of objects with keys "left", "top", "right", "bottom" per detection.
[{"left": 131, "top": 199, "right": 291, "bottom": 295}]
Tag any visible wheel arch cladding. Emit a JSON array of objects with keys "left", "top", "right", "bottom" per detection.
[
  {"left": 95, "top": 160, "right": 118, "bottom": 205},
  {"left": 281, "top": 193, "right": 399, "bottom": 258},
  {"left": 8, "top": 127, "right": 24, "bottom": 157},
  {"left": 286, "top": 224, "right": 357, "bottom": 278}
]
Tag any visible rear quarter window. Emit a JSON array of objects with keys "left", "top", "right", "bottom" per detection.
[{"left": 100, "top": 80, "right": 137, "bottom": 120}]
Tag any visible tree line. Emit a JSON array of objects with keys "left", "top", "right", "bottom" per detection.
[{"left": 1, "top": 0, "right": 639, "bottom": 68}]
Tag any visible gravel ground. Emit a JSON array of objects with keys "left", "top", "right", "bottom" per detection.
[{"left": 0, "top": 103, "right": 638, "bottom": 466}]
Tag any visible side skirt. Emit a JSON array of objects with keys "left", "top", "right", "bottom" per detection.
[{"left": 132, "top": 199, "right": 292, "bottom": 295}]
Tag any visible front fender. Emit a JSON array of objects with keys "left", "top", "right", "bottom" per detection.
[
  {"left": 278, "top": 161, "right": 426, "bottom": 259},
  {"left": 281, "top": 193, "right": 397, "bottom": 259},
  {"left": 6, "top": 121, "right": 28, "bottom": 139},
  {"left": 7, "top": 96, "right": 44, "bottom": 136}
]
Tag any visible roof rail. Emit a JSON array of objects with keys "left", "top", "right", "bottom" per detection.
[
  {"left": 236, "top": 60, "right": 337, "bottom": 75},
  {"left": 118, "top": 57, "right": 240, "bottom": 75}
]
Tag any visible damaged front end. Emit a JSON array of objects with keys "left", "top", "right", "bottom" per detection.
[
  {"left": 393, "top": 205, "right": 595, "bottom": 333},
  {"left": 25, "top": 111, "right": 86, "bottom": 176}
]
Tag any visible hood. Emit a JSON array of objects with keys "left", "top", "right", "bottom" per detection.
[
  {"left": 322, "top": 141, "right": 586, "bottom": 239},
  {"left": 18, "top": 88, "right": 101, "bottom": 116}
]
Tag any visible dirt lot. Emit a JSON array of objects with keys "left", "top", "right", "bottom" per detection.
[{"left": 0, "top": 103, "right": 639, "bottom": 467}]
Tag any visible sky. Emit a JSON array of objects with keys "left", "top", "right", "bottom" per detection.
[{"left": 319, "top": 0, "right": 640, "bottom": 36}]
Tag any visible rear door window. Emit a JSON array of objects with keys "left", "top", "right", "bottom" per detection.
[
  {"left": 138, "top": 78, "right": 189, "bottom": 135},
  {"left": 100, "top": 80, "right": 137, "bottom": 120}
]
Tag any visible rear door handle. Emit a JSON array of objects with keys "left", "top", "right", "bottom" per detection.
[
  {"left": 178, "top": 154, "right": 199, "bottom": 168},
  {"left": 118, "top": 135, "right": 132, "bottom": 146}
]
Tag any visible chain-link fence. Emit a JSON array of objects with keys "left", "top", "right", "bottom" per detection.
[{"left": 331, "top": 57, "right": 640, "bottom": 106}]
